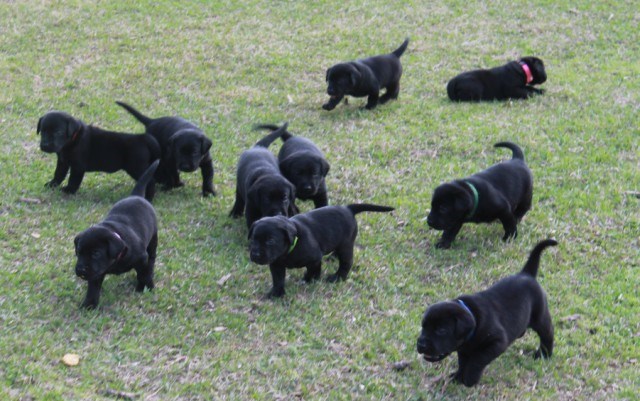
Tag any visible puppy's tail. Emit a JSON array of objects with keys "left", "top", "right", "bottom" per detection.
[
  {"left": 392, "top": 38, "right": 410, "bottom": 58},
  {"left": 521, "top": 239, "right": 557, "bottom": 278},
  {"left": 494, "top": 142, "right": 525, "bottom": 161},
  {"left": 254, "top": 122, "right": 289, "bottom": 148},
  {"left": 131, "top": 160, "right": 160, "bottom": 198},
  {"left": 253, "top": 123, "right": 292, "bottom": 141},
  {"left": 116, "top": 101, "right": 153, "bottom": 126},
  {"left": 347, "top": 203, "right": 395, "bottom": 216}
]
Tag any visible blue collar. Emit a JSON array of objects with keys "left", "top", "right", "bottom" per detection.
[{"left": 457, "top": 299, "right": 475, "bottom": 342}]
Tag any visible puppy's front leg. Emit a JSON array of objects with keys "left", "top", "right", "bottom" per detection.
[
  {"left": 322, "top": 95, "right": 344, "bottom": 111},
  {"left": 46, "top": 157, "right": 69, "bottom": 188},
  {"left": 313, "top": 191, "right": 329, "bottom": 208},
  {"left": 526, "top": 86, "right": 545, "bottom": 96},
  {"left": 62, "top": 168, "right": 84, "bottom": 194},
  {"left": 199, "top": 156, "right": 216, "bottom": 197},
  {"left": 436, "top": 223, "right": 463, "bottom": 249},
  {"left": 267, "top": 264, "right": 286, "bottom": 298},
  {"left": 457, "top": 340, "right": 508, "bottom": 387},
  {"left": 81, "top": 276, "right": 105, "bottom": 309},
  {"left": 303, "top": 262, "right": 322, "bottom": 283}
]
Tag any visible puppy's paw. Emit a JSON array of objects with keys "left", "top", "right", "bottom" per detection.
[
  {"left": 202, "top": 189, "right": 216, "bottom": 197},
  {"left": 325, "top": 273, "right": 346, "bottom": 283},
  {"left": 322, "top": 102, "right": 335, "bottom": 111},
  {"left": 502, "top": 230, "right": 518, "bottom": 242},
  {"left": 435, "top": 240, "right": 452, "bottom": 249},
  {"left": 45, "top": 180, "right": 60, "bottom": 188},
  {"left": 80, "top": 300, "right": 98, "bottom": 310},
  {"left": 533, "top": 346, "right": 551, "bottom": 359},
  {"left": 61, "top": 185, "right": 78, "bottom": 194},
  {"left": 267, "top": 287, "right": 285, "bottom": 299}
]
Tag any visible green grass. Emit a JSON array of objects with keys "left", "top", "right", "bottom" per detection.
[{"left": 1, "top": 1, "right": 638, "bottom": 400}]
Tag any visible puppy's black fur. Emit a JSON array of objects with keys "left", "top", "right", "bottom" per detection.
[
  {"left": 116, "top": 101, "right": 215, "bottom": 197},
  {"left": 248, "top": 203, "right": 394, "bottom": 298},
  {"left": 417, "top": 239, "right": 556, "bottom": 387},
  {"left": 447, "top": 57, "right": 547, "bottom": 101},
  {"left": 230, "top": 124, "right": 297, "bottom": 229},
  {"left": 427, "top": 142, "right": 533, "bottom": 249},
  {"left": 37, "top": 111, "right": 160, "bottom": 201},
  {"left": 254, "top": 124, "right": 330, "bottom": 208},
  {"left": 73, "top": 160, "right": 160, "bottom": 309},
  {"left": 323, "top": 38, "right": 409, "bottom": 110}
]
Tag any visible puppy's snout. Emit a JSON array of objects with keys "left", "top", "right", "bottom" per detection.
[
  {"left": 75, "top": 265, "right": 88, "bottom": 278},
  {"left": 416, "top": 337, "right": 429, "bottom": 353}
]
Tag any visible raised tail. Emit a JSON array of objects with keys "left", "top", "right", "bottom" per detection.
[
  {"left": 347, "top": 203, "right": 395, "bottom": 216},
  {"left": 253, "top": 123, "right": 292, "bottom": 141},
  {"left": 521, "top": 239, "right": 558, "bottom": 277},
  {"left": 494, "top": 141, "right": 525, "bottom": 161},
  {"left": 116, "top": 101, "right": 153, "bottom": 126},
  {"left": 392, "top": 38, "right": 410, "bottom": 58},
  {"left": 254, "top": 122, "right": 289, "bottom": 148},
  {"left": 131, "top": 160, "right": 160, "bottom": 198}
]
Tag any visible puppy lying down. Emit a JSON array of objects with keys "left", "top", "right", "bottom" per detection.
[
  {"left": 323, "top": 38, "right": 409, "bottom": 110},
  {"left": 417, "top": 239, "right": 557, "bottom": 386},
  {"left": 248, "top": 203, "right": 394, "bottom": 298},
  {"left": 427, "top": 142, "right": 533, "bottom": 249},
  {"left": 73, "top": 160, "right": 159, "bottom": 309}
]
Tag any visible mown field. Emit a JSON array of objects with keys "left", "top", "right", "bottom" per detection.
[{"left": 0, "top": 1, "right": 638, "bottom": 400}]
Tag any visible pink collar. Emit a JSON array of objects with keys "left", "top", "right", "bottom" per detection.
[{"left": 520, "top": 61, "right": 533, "bottom": 84}]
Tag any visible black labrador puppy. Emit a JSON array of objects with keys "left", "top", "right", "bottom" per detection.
[
  {"left": 248, "top": 203, "right": 394, "bottom": 298},
  {"left": 323, "top": 38, "right": 409, "bottom": 110},
  {"left": 427, "top": 142, "right": 532, "bottom": 249},
  {"left": 254, "top": 124, "right": 330, "bottom": 208},
  {"left": 74, "top": 160, "right": 160, "bottom": 309},
  {"left": 37, "top": 111, "right": 160, "bottom": 201},
  {"left": 447, "top": 57, "right": 547, "bottom": 101},
  {"left": 417, "top": 239, "right": 557, "bottom": 387},
  {"left": 230, "top": 124, "right": 297, "bottom": 229},
  {"left": 116, "top": 101, "right": 215, "bottom": 197}
]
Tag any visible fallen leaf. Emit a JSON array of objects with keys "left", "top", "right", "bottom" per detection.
[
  {"left": 31, "top": 232, "right": 41, "bottom": 239},
  {"left": 561, "top": 314, "right": 581, "bottom": 322},
  {"left": 217, "top": 273, "right": 232, "bottom": 286},
  {"left": 19, "top": 197, "right": 42, "bottom": 204},
  {"left": 62, "top": 353, "right": 80, "bottom": 366},
  {"left": 214, "top": 326, "right": 226, "bottom": 332}
]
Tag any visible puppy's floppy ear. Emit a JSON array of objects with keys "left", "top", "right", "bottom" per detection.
[
  {"left": 325, "top": 67, "right": 332, "bottom": 82},
  {"left": 248, "top": 221, "right": 256, "bottom": 240},
  {"left": 320, "top": 158, "right": 330, "bottom": 176},
  {"left": 166, "top": 134, "right": 176, "bottom": 160},
  {"left": 454, "top": 309, "right": 476, "bottom": 343},
  {"left": 349, "top": 68, "right": 361, "bottom": 87},
  {"left": 66, "top": 116, "right": 81, "bottom": 139},
  {"left": 73, "top": 235, "right": 80, "bottom": 256},
  {"left": 201, "top": 136, "right": 212, "bottom": 155},
  {"left": 107, "top": 232, "right": 128, "bottom": 261},
  {"left": 277, "top": 216, "right": 297, "bottom": 244},
  {"left": 37, "top": 117, "right": 43, "bottom": 134},
  {"left": 278, "top": 156, "right": 294, "bottom": 175}
]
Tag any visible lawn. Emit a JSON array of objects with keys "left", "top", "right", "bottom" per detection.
[{"left": 0, "top": 1, "right": 638, "bottom": 400}]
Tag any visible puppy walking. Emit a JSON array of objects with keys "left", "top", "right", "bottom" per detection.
[
  {"left": 417, "top": 239, "right": 557, "bottom": 387},
  {"left": 248, "top": 203, "right": 394, "bottom": 298},
  {"left": 254, "top": 124, "right": 330, "bottom": 208},
  {"left": 73, "top": 160, "right": 160, "bottom": 309},
  {"left": 37, "top": 111, "right": 160, "bottom": 201},
  {"left": 116, "top": 101, "right": 216, "bottom": 197},
  {"left": 427, "top": 142, "right": 533, "bottom": 249},
  {"left": 323, "top": 38, "right": 409, "bottom": 110},
  {"left": 230, "top": 124, "right": 298, "bottom": 229}
]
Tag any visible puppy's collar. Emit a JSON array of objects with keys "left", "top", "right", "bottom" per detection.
[
  {"left": 519, "top": 61, "right": 534, "bottom": 84},
  {"left": 111, "top": 230, "right": 126, "bottom": 261},
  {"left": 457, "top": 299, "right": 475, "bottom": 341},
  {"left": 288, "top": 236, "right": 298, "bottom": 254},
  {"left": 463, "top": 181, "right": 479, "bottom": 219}
]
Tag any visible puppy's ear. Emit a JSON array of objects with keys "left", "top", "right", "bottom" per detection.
[
  {"left": 201, "top": 136, "right": 212, "bottom": 155},
  {"left": 350, "top": 69, "right": 361, "bottom": 87},
  {"left": 454, "top": 309, "right": 476, "bottom": 343},
  {"left": 320, "top": 158, "right": 330, "bottom": 176},
  {"left": 66, "top": 117, "right": 81, "bottom": 139},
  {"left": 37, "top": 117, "right": 43, "bottom": 134},
  {"left": 279, "top": 216, "right": 297, "bottom": 244},
  {"left": 166, "top": 135, "right": 176, "bottom": 160},
  {"left": 107, "top": 233, "right": 128, "bottom": 261},
  {"left": 248, "top": 221, "right": 256, "bottom": 240},
  {"left": 325, "top": 67, "right": 332, "bottom": 82},
  {"left": 73, "top": 235, "right": 80, "bottom": 256},
  {"left": 278, "top": 156, "right": 293, "bottom": 175}
]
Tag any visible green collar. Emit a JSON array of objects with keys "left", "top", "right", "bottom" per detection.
[
  {"left": 463, "top": 181, "right": 479, "bottom": 219},
  {"left": 288, "top": 236, "right": 298, "bottom": 254}
]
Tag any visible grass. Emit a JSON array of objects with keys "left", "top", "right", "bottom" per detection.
[{"left": 0, "top": 1, "right": 638, "bottom": 400}]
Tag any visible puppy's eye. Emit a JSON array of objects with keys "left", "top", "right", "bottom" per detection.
[
  {"left": 435, "top": 328, "right": 447, "bottom": 336},
  {"left": 439, "top": 206, "right": 449, "bottom": 213},
  {"left": 91, "top": 250, "right": 101, "bottom": 259},
  {"left": 266, "top": 239, "right": 276, "bottom": 246}
]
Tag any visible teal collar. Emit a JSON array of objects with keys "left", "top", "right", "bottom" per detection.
[
  {"left": 288, "top": 236, "right": 298, "bottom": 254},
  {"left": 463, "top": 181, "right": 479, "bottom": 219}
]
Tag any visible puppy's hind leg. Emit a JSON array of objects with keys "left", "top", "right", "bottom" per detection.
[
  {"left": 379, "top": 82, "right": 400, "bottom": 104},
  {"left": 229, "top": 189, "right": 245, "bottom": 218},
  {"left": 499, "top": 212, "right": 518, "bottom": 241},
  {"left": 326, "top": 244, "right": 354, "bottom": 282},
  {"left": 364, "top": 91, "right": 380, "bottom": 110},
  {"left": 136, "top": 234, "right": 157, "bottom": 292},
  {"left": 532, "top": 308, "right": 554, "bottom": 359}
]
